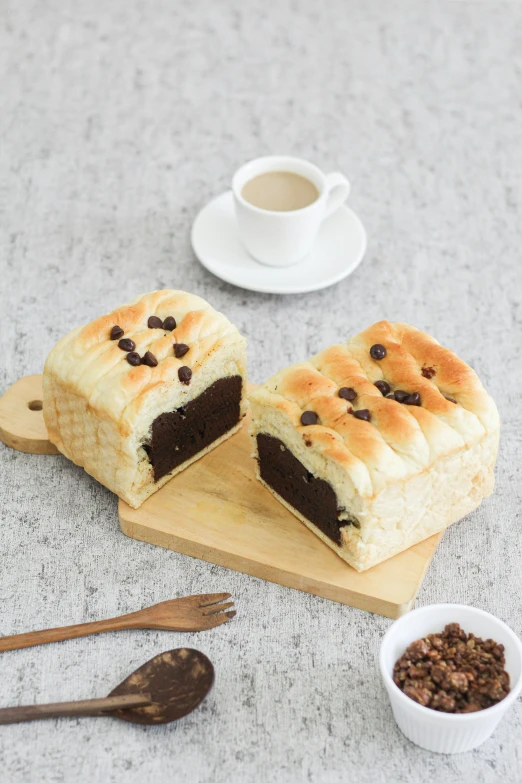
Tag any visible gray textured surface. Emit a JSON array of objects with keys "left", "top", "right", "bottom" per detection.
[{"left": 1, "top": 0, "right": 521, "bottom": 780}]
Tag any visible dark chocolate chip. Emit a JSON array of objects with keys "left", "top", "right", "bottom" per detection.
[
  {"left": 394, "top": 389, "right": 409, "bottom": 403},
  {"left": 354, "top": 409, "right": 371, "bottom": 421},
  {"left": 163, "top": 316, "right": 177, "bottom": 331},
  {"left": 126, "top": 352, "right": 141, "bottom": 366},
  {"left": 148, "top": 315, "right": 163, "bottom": 329},
  {"left": 374, "top": 380, "right": 391, "bottom": 396},
  {"left": 110, "top": 325, "right": 124, "bottom": 340},
  {"left": 339, "top": 387, "right": 357, "bottom": 401},
  {"left": 444, "top": 395, "right": 457, "bottom": 404},
  {"left": 118, "top": 338, "right": 136, "bottom": 352},
  {"left": 142, "top": 351, "right": 158, "bottom": 367},
  {"left": 421, "top": 366, "right": 436, "bottom": 379},
  {"left": 300, "top": 411, "right": 318, "bottom": 426},
  {"left": 178, "top": 366, "right": 192, "bottom": 384},
  {"left": 370, "top": 344, "right": 387, "bottom": 360},
  {"left": 404, "top": 392, "right": 421, "bottom": 406},
  {"left": 174, "top": 343, "right": 189, "bottom": 358}
]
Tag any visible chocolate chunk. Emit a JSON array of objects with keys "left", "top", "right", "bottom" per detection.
[
  {"left": 404, "top": 392, "right": 421, "bottom": 406},
  {"left": 257, "top": 433, "right": 359, "bottom": 546},
  {"left": 374, "top": 380, "right": 391, "bottom": 396},
  {"left": 444, "top": 395, "right": 457, "bottom": 404},
  {"left": 178, "top": 366, "right": 192, "bottom": 384},
  {"left": 142, "top": 351, "right": 158, "bottom": 367},
  {"left": 126, "top": 352, "right": 141, "bottom": 366},
  {"left": 407, "top": 638, "right": 431, "bottom": 660},
  {"left": 163, "top": 316, "right": 177, "bottom": 331},
  {"left": 339, "top": 387, "right": 357, "bottom": 401},
  {"left": 421, "top": 366, "right": 436, "bottom": 379},
  {"left": 148, "top": 316, "right": 163, "bottom": 329},
  {"left": 393, "top": 389, "right": 409, "bottom": 403},
  {"left": 301, "top": 411, "right": 319, "bottom": 426},
  {"left": 147, "top": 377, "right": 242, "bottom": 482},
  {"left": 370, "top": 343, "right": 386, "bottom": 360},
  {"left": 118, "top": 338, "right": 136, "bottom": 352},
  {"left": 174, "top": 343, "right": 189, "bottom": 358},
  {"left": 354, "top": 409, "right": 371, "bottom": 421},
  {"left": 403, "top": 686, "right": 432, "bottom": 707},
  {"left": 431, "top": 693, "right": 456, "bottom": 712},
  {"left": 110, "top": 325, "right": 124, "bottom": 340}
]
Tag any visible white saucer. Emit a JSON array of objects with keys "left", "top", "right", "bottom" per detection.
[{"left": 191, "top": 191, "right": 367, "bottom": 295}]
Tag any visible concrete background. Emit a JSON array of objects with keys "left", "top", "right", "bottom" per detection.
[{"left": 1, "top": 0, "right": 521, "bottom": 780}]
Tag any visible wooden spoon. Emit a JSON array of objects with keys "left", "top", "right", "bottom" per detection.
[
  {"left": 0, "top": 648, "right": 214, "bottom": 725},
  {"left": 0, "top": 593, "right": 235, "bottom": 653}
]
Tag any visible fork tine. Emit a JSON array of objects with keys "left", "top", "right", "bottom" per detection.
[
  {"left": 201, "top": 610, "right": 236, "bottom": 629},
  {"left": 196, "top": 593, "right": 232, "bottom": 607},
  {"left": 201, "top": 601, "right": 235, "bottom": 616}
]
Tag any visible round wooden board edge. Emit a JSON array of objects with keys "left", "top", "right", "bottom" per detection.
[{"left": 0, "top": 374, "right": 59, "bottom": 455}]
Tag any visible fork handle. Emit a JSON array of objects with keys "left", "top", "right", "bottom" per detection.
[{"left": 0, "top": 613, "right": 141, "bottom": 653}]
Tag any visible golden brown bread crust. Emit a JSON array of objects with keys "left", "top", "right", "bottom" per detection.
[{"left": 250, "top": 321, "right": 498, "bottom": 497}]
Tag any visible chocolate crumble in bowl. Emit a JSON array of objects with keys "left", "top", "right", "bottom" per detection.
[{"left": 393, "top": 623, "right": 510, "bottom": 713}]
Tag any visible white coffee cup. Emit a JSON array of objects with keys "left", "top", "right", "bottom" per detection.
[{"left": 232, "top": 155, "right": 351, "bottom": 267}]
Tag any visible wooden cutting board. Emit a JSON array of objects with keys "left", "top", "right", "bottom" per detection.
[{"left": 0, "top": 375, "right": 443, "bottom": 618}]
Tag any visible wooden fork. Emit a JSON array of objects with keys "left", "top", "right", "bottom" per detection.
[{"left": 0, "top": 593, "right": 235, "bottom": 653}]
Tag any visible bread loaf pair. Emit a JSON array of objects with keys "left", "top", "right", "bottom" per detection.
[{"left": 44, "top": 292, "right": 499, "bottom": 571}]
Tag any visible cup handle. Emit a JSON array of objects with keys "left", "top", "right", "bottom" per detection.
[{"left": 323, "top": 172, "right": 351, "bottom": 220}]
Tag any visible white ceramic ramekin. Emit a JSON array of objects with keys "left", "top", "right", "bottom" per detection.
[{"left": 379, "top": 604, "right": 522, "bottom": 754}]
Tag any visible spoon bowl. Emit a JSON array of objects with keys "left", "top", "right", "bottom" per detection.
[{"left": 110, "top": 648, "right": 215, "bottom": 725}]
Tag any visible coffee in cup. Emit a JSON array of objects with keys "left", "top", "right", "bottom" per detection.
[{"left": 241, "top": 171, "right": 320, "bottom": 212}]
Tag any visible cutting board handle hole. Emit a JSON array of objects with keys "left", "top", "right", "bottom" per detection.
[{"left": 28, "top": 400, "right": 43, "bottom": 411}]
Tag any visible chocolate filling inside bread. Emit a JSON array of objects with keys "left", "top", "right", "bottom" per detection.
[
  {"left": 145, "top": 376, "right": 243, "bottom": 482},
  {"left": 256, "top": 433, "right": 357, "bottom": 545}
]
